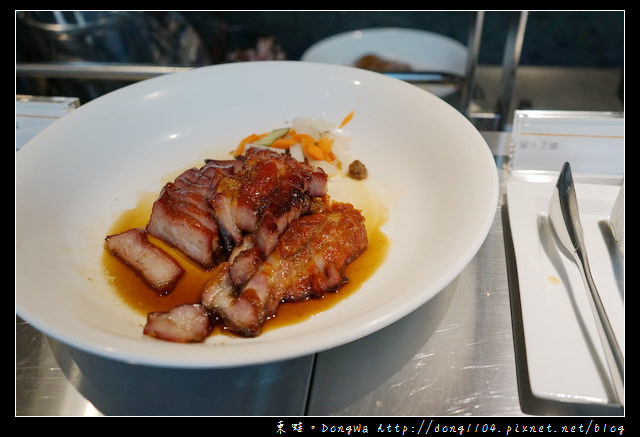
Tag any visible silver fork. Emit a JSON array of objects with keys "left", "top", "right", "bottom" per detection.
[{"left": 547, "top": 162, "right": 624, "bottom": 407}]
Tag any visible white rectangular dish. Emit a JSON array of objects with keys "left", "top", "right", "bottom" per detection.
[{"left": 506, "top": 179, "right": 624, "bottom": 408}]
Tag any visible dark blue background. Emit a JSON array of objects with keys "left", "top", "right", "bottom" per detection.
[{"left": 202, "top": 11, "right": 624, "bottom": 68}]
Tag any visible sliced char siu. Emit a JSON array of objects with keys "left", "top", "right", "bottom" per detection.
[
  {"left": 210, "top": 147, "right": 328, "bottom": 256},
  {"left": 115, "top": 147, "right": 352, "bottom": 343},
  {"left": 201, "top": 202, "right": 368, "bottom": 337},
  {"left": 227, "top": 234, "right": 262, "bottom": 288},
  {"left": 143, "top": 303, "right": 212, "bottom": 343},
  {"left": 146, "top": 159, "right": 239, "bottom": 270},
  {"left": 105, "top": 228, "right": 184, "bottom": 295},
  {"left": 146, "top": 148, "right": 328, "bottom": 270}
]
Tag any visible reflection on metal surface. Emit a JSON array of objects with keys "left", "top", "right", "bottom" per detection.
[{"left": 15, "top": 318, "right": 101, "bottom": 416}]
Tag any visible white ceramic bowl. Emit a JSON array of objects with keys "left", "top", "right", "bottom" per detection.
[{"left": 16, "top": 61, "right": 498, "bottom": 368}]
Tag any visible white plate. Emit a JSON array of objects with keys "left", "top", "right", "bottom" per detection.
[
  {"left": 16, "top": 61, "right": 498, "bottom": 368},
  {"left": 301, "top": 27, "right": 467, "bottom": 97},
  {"left": 506, "top": 180, "right": 624, "bottom": 405}
]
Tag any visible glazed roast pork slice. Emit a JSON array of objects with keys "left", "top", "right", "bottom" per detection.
[
  {"left": 105, "top": 228, "right": 184, "bottom": 295},
  {"left": 143, "top": 303, "right": 212, "bottom": 343},
  {"left": 146, "top": 182, "right": 222, "bottom": 270},
  {"left": 201, "top": 202, "right": 368, "bottom": 337},
  {"left": 210, "top": 147, "right": 328, "bottom": 255},
  {"left": 146, "top": 159, "right": 239, "bottom": 270},
  {"left": 146, "top": 148, "right": 328, "bottom": 270}
]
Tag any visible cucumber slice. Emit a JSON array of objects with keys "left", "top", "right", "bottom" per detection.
[{"left": 253, "top": 127, "right": 290, "bottom": 147}]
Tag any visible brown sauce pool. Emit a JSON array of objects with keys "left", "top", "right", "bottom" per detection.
[{"left": 103, "top": 190, "right": 389, "bottom": 336}]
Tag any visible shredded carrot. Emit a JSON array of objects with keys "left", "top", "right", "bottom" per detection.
[
  {"left": 326, "top": 150, "right": 336, "bottom": 162},
  {"left": 289, "top": 133, "right": 335, "bottom": 162},
  {"left": 271, "top": 137, "right": 298, "bottom": 149},
  {"left": 234, "top": 142, "right": 245, "bottom": 156},
  {"left": 317, "top": 136, "right": 334, "bottom": 153},
  {"left": 291, "top": 133, "right": 317, "bottom": 144},
  {"left": 235, "top": 132, "right": 267, "bottom": 156},
  {"left": 339, "top": 111, "right": 354, "bottom": 128},
  {"left": 305, "top": 143, "right": 325, "bottom": 161}
]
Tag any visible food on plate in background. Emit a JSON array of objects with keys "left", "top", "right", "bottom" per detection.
[{"left": 354, "top": 53, "right": 413, "bottom": 72}]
